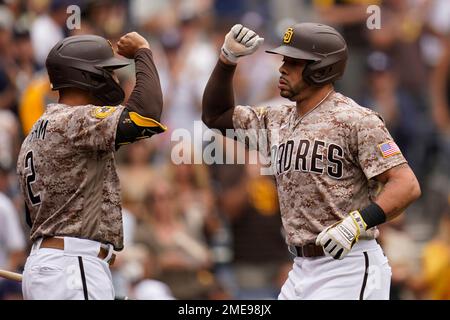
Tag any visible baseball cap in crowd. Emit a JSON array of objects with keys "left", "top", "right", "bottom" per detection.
[{"left": 366, "top": 51, "right": 393, "bottom": 73}]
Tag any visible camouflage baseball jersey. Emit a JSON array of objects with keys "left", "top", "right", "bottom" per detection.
[
  {"left": 17, "top": 104, "right": 126, "bottom": 250},
  {"left": 233, "top": 91, "right": 407, "bottom": 246}
]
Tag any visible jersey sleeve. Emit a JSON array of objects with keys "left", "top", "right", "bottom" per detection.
[
  {"left": 232, "top": 105, "right": 268, "bottom": 131},
  {"left": 115, "top": 108, "right": 167, "bottom": 148},
  {"left": 356, "top": 112, "right": 407, "bottom": 179},
  {"left": 232, "top": 105, "right": 269, "bottom": 150},
  {"left": 68, "top": 105, "right": 125, "bottom": 152}
]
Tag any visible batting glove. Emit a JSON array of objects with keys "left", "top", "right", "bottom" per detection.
[
  {"left": 221, "top": 24, "right": 264, "bottom": 64},
  {"left": 315, "top": 211, "right": 367, "bottom": 260}
]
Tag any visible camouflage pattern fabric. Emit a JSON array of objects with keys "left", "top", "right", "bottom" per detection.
[
  {"left": 233, "top": 92, "right": 406, "bottom": 246},
  {"left": 17, "top": 104, "right": 126, "bottom": 250}
]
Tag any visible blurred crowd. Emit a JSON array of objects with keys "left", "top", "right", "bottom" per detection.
[{"left": 0, "top": 0, "right": 449, "bottom": 300}]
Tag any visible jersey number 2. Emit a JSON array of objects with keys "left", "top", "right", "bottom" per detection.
[{"left": 25, "top": 151, "right": 41, "bottom": 205}]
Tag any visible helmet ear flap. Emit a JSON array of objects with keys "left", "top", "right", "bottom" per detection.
[
  {"left": 302, "top": 56, "right": 347, "bottom": 86},
  {"left": 92, "top": 71, "right": 125, "bottom": 106},
  {"left": 303, "top": 61, "right": 331, "bottom": 86},
  {"left": 302, "top": 60, "right": 321, "bottom": 86}
]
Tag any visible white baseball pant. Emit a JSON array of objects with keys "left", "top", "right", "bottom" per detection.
[
  {"left": 279, "top": 239, "right": 392, "bottom": 300},
  {"left": 22, "top": 237, "right": 115, "bottom": 300}
]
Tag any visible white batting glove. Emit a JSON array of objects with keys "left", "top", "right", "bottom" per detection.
[
  {"left": 315, "top": 211, "right": 367, "bottom": 260},
  {"left": 221, "top": 24, "right": 264, "bottom": 64}
]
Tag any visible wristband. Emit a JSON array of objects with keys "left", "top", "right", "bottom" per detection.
[{"left": 360, "top": 202, "right": 386, "bottom": 229}]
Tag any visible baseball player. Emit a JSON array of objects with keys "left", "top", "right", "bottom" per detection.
[
  {"left": 202, "top": 23, "right": 421, "bottom": 299},
  {"left": 16, "top": 32, "right": 166, "bottom": 300}
]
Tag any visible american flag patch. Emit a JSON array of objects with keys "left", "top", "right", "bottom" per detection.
[{"left": 378, "top": 141, "right": 401, "bottom": 158}]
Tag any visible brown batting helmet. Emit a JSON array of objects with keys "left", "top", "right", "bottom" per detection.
[
  {"left": 46, "top": 35, "right": 130, "bottom": 106},
  {"left": 266, "top": 23, "right": 348, "bottom": 86}
]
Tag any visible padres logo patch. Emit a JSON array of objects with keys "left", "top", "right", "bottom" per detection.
[
  {"left": 283, "top": 27, "right": 294, "bottom": 44},
  {"left": 92, "top": 106, "right": 116, "bottom": 119}
]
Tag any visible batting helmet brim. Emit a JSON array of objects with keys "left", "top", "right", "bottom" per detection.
[
  {"left": 266, "top": 45, "right": 321, "bottom": 61},
  {"left": 96, "top": 56, "right": 131, "bottom": 69}
]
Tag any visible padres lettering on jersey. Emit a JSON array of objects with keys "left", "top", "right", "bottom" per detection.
[
  {"left": 233, "top": 92, "right": 407, "bottom": 246},
  {"left": 271, "top": 139, "right": 344, "bottom": 179}
]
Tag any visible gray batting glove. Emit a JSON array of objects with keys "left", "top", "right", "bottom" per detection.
[{"left": 221, "top": 24, "right": 264, "bottom": 64}]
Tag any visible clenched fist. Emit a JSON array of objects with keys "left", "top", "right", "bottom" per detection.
[
  {"left": 117, "top": 32, "right": 150, "bottom": 59},
  {"left": 221, "top": 24, "right": 264, "bottom": 64},
  {"left": 316, "top": 211, "right": 367, "bottom": 260}
]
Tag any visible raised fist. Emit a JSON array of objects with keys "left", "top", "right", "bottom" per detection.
[
  {"left": 221, "top": 24, "right": 264, "bottom": 64},
  {"left": 117, "top": 32, "right": 150, "bottom": 59}
]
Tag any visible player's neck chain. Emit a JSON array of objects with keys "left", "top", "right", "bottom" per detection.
[{"left": 291, "top": 89, "right": 334, "bottom": 129}]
